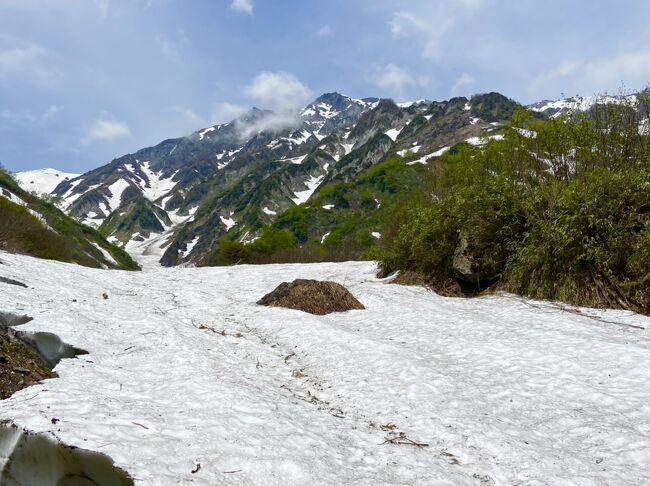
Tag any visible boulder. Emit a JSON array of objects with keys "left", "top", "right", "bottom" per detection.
[{"left": 452, "top": 234, "right": 503, "bottom": 289}]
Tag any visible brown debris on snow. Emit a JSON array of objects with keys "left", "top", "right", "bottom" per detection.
[{"left": 257, "top": 279, "right": 365, "bottom": 315}]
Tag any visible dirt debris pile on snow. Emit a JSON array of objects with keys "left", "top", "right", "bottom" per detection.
[{"left": 257, "top": 279, "right": 365, "bottom": 315}]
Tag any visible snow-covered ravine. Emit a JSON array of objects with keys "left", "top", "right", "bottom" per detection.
[{"left": 0, "top": 252, "right": 649, "bottom": 485}]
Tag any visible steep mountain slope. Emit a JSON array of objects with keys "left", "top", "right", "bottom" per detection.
[
  {"left": 203, "top": 93, "right": 519, "bottom": 266},
  {"left": 22, "top": 91, "right": 522, "bottom": 266},
  {"left": 0, "top": 169, "right": 138, "bottom": 270}
]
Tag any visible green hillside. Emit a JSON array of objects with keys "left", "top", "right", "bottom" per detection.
[{"left": 0, "top": 169, "right": 139, "bottom": 270}]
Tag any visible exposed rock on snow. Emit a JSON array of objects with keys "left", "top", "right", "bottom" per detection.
[
  {"left": 12, "top": 329, "right": 88, "bottom": 369},
  {"left": 257, "top": 279, "right": 365, "bottom": 315},
  {"left": 452, "top": 234, "right": 503, "bottom": 289}
]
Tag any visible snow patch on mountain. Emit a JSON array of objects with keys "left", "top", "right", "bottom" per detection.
[
  {"left": 138, "top": 162, "right": 178, "bottom": 202},
  {"left": 198, "top": 126, "right": 215, "bottom": 140},
  {"left": 179, "top": 236, "right": 199, "bottom": 260},
  {"left": 285, "top": 155, "right": 307, "bottom": 165},
  {"left": 105, "top": 179, "right": 129, "bottom": 212},
  {"left": 220, "top": 214, "right": 236, "bottom": 230},
  {"left": 14, "top": 168, "right": 80, "bottom": 196},
  {"left": 0, "top": 188, "right": 27, "bottom": 207},
  {"left": 466, "top": 134, "right": 505, "bottom": 146},
  {"left": 291, "top": 174, "right": 324, "bottom": 205},
  {"left": 530, "top": 94, "right": 638, "bottom": 118},
  {"left": 407, "top": 146, "right": 450, "bottom": 166},
  {"left": 397, "top": 145, "right": 422, "bottom": 157},
  {"left": 385, "top": 127, "right": 403, "bottom": 142}
]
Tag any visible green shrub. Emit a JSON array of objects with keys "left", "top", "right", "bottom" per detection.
[{"left": 381, "top": 104, "right": 650, "bottom": 313}]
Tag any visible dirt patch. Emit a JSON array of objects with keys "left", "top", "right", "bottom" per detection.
[
  {"left": 257, "top": 279, "right": 365, "bottom": 315},
  {"left": 0, "top": 323, "right": 55, "bottom": 400},
  {"left": 0, "top": 311, "right": 88, "bottom": 400}
]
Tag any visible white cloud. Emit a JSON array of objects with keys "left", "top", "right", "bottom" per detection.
[
  {"left": 0, "top": 105, "right": 63, "bottom": 124},
  {"left": 234, "top": 111, "right": 299, "bottom": 141},
  {"left": 389, "top": 1, "right": 486, "bottom": 60},
  {"left": 451, "top": 73, "right": 476, "bottom": 96},
  {"left": 0, "top": 37, "right": 60, "bottom": 86},
  {"left": 41, "top": 104, "right": 62, "bottom": 121},
  {"left": 212, "top": 102, "right": 248, "bottom": 124},
  {"left": 177, "top": 108, "right": 207, "bottom": 127},
  {"left": 531, "top": 50, "right": 650, "bottom": 98},
  {"left": 83, "top": 119, "right": 131, "bottom": 144},
  {"left": 315, "top": 25, "right": 333, "bottom": 38},
  {"left": 230, "top": 0, "right": 253, "bottom": 15},
  {"left": 373, "top": 64, "right": 427, "bottom": 100},
  {"left": 243, "top": 71, "right": 312, "bottom": 111},
  {"left": 158, "top": 30, "right": 190, "bottom": 65}
]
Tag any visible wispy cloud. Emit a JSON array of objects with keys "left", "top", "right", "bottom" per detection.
[
  {"left": 243, "top": 71, "right": 312, "bottom": 111},
  {"left": 82, "top": 118, "right": 131, "bottom": 144},
  {"left": 157, "top": 30, "right": 190, "bottom": 65},
  {"left": 230, "top": 0, "right": 253, "bottom": 15},
  {"left": 212, "top": 102, "right": 248, "bottom": 124},
  {"left": 0, "top": 105, "right": 63, "bottom": 124},
  {"left": 234, "top": 111, "right": 300, "bottom": 141},
  {"left": 175, "top": 108, "right": 207, "bottom": 127},
  {"left": 372, "top": 63, "right": 427, "bottom": 100},
  {"left": 0, "top": 36, "right": 61, "bottom": 86},
  {"left": 315, "top": 25, "right": 333, "bottom": 38},
  {"left": 451, "top": 73, "right": 476, "bottom": 96},
  {"left": 531, "top": 50, "right": 650, "bottom": 98},
  {"left": 389, "top": 0, "right": 486, "bottom": 60}
]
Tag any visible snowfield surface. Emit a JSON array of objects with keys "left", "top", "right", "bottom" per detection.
[
  {"left": 0, "top": 253, "right": 649, "bottom": 485},
  {"left": 13, "top": 168, "right": 80, "bottom": 195}
]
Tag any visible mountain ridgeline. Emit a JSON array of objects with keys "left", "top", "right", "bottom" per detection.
[{"left": 38, "top": 92, "right": 517, "bottom": 267}]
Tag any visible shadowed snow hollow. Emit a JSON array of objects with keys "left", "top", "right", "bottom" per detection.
[{"left": 0, "top": 423, "right": 133, "bottom": 486}]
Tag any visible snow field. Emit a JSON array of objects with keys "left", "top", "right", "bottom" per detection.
[{"left": 0, "top": 253, "right": 648, "bottom": 485}]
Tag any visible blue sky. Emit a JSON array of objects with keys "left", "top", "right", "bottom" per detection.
[{"left": 2, "top": 0, "right": 650, "bottom": 173}]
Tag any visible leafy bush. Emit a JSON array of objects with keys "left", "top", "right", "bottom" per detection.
[{"left": 382, "top": 102, "right": 650, "bottom": 313}]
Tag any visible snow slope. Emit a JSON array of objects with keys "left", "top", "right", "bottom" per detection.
[
  {"left": 0, "top": 252, "right": 649, "bottom": 485},
  {"left": 14, "top": 168, "right": 80, "bottom": 196}
]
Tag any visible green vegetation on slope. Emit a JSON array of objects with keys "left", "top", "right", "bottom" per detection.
[
  {"left": 381, "top": 104, "right": 650, "bottom": 314},
  {"left": 0, "top": 169, "right": 139, "bottom": 270},
  {"left": 209, "top": 155, "right": 430, "bottom": 265}
]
